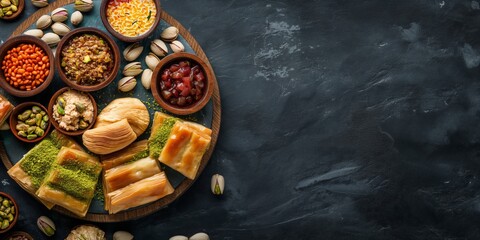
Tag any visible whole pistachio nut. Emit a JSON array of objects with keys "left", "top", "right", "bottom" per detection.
[
  {"left": 118, "top": 76, "right": 137, "bottom": 92},
  {"left": 36, "top": 15, "right": 52, "bottom": 29},
  {"left": 74, "top": 0, "right": 93, "bottom": 12},
  {"left": 37, "top": 216, "right": 56, "bottom": 236},
  {"left": 150, "top": 39, "right": 168, "bottom": 57},
  {"left": 113, "top": 231, "right": 134, "bottom": 240},
  {"left": 211, "top": 174, "right": 224, "bottom": 195},
  {"left": 51, "top": 22, "right": 71, "bottom": 36},
  {"left": 145, "top": 52, "right": 160, "bottom": 70},
  {"left": 141, "top": 68, "right": 153, "bottom": 90},
  {"left": 0, "top": 122, "right": 9, "bottom": 131},
  {"left": 189, "top": 232, "right": 210, "bottom": 240},
  {"left": 0, "top": 0, "right": 10, "bottom": 8},
  {"left": 23, "top": 29, "right": 44, "bottom": 38},
  {"left": 123, "top": 42, "right": 143, "bottom": 61},
  {"left": 170, "top": 40, "right": 185, "bottom": 53},
  {"left": 41, "top": 32, "right": 60, "bottom": 48},
  {"left": 160, "top": 26, "right": 179, "bottom": 42},
  {"left": 70, "top": 10, "right": 83, "bottom": 26},
  {"left": 51, "top": 7, "right": 68, "bottom": 22},
  {"left": 170, "top": 236, "right": 188, "bottom": 240},
  {"left": 31, "top": 0, "right": 48, "bottom": 8},
  {"left": 122, "top": 62, "right": 143, "bottom": 77}
]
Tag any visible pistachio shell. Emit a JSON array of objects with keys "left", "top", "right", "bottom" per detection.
[
  {"left": 122, "top": 62, "right": 143, "bottom": 77},
  {"left": 170, "top": 40, "right": 185, "bottom": 53},
  {"left": 113, "top": 231, "right": 134, "bottom": 240},
  {"left": 0, "top": 122, "right": 9, "bottom": 131},
  {"left": 23, "top": 29, "right": 44, "bottom": 38},
  {"left": 211, "top": 174, "right": 224, "bottom": 195},
  {"left": 36, "top": 15, "right": 52, "bottom": 29},
  {"left": 123, "top": 42, "right": 143, "bottom": 61},
  {"left": 51, "top": 7, "right": 68, "bottom": 22},
  {"left": 118, "top": 76, "right": 137, "bottom": 92},
  {"left": 51, "top": 22, "right": 70, "bottom": 36},
  {"left": 74, "top": 0, "right": 93, "bottom": 12},
  {"left": 41, "top": 32, "right": 60, "bottom": 48},
  {"left": 70, "top": 11, "right": 83, "bottom": 26},
  {"left": 160, "top": 26, "right": 179, "bottom": 42},
  {"left": 189, "top": 232, "right": 210, "bottom": 240},
  {"left": 141, "top": 68, "right": 153, "bottom": 90},
  {"left": 37, "top": 216, "right": 56, "bottom": 236},
  {"left": 145, "top": 52, "right": 160, "bottom": 70},
  {"left": 150, "top": 39, "right": 168, "bottom": 57},
  {"left": 31, "top": 0, "right": 48, "bottom": 8},
  {"left": 170, "top": 236, "right": 188, "bottom": 240}
]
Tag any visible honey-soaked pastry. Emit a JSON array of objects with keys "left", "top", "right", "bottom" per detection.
[
  {"left": 94, "top": 98, "right": 149, "bottom": 137},
  {"left": 102, "top": 139, "right": 149, "bottom": 170},
  {"left": 106, "top": 172, "right": 174, "bottom": 214},
  {"left": 0, "top": 94, "right": 13, "bottom": 126},
  {"left": 7, "top": 130, "right": 82, "bottom": 209},
  {"left": 36, "top": 147, "right": 102, "bottom": 217},
  {"left": 83, "top": 119, "right": 137, "bottom": 154},
  {"left": 104, "top": 157, "right": 160, "bottom": 192},
  {"left": 148, "top": 112, "right": 212, "bottom": 180}
]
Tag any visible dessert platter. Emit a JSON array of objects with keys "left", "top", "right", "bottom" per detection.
[{"left": 0, "top": 0, "right": 221, "bottom": 222}]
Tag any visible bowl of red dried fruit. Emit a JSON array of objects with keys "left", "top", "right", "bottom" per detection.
[{"left": 151, "top": 52, "right": 214, "bottom": 115}]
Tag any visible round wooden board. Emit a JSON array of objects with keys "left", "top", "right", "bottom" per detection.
[{"left": 0, "top": 0, "right": 221, "bottom": 222}]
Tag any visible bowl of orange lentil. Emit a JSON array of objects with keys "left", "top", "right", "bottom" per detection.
[
  {"left": 0, "top": 35, "right": 54, "bottom": 97},
  {"left": 100, "top": 0, "right": 161, "bottom": 42}
]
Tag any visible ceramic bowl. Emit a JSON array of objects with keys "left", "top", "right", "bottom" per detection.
[
  {"left": 0, "top": 192, "right": 19, "bottom": 234},
  {"left": 151, "top": 52, "right": 214, "bottom": 115},
  {"left": 48, "top": 87, "right": 97, "bottom": 136},
  {"left": 9, "top": 102, "right": 51, "bottom": 143},
  {"left": 99, "top": 0, "right": 161, "bottom": 42},
  {"left": 0, "top": 35, "right": 54, "bottom": 97},
  {"left": 0, "top": 0, "right": 25, "bottom": 21},
  {"left": 55, "top": 27, "right": 120, "bottom": 92}
]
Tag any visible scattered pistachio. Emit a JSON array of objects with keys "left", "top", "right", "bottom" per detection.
[
  {"left": 36, "top": 15, "right": 52, "bottom": 29},
  {"left": 37, "top": 216, "right": 55, "bottom": 236},
  {"left": 161, "top": 26, "right": 179, "bottom": 42},
  {"left": 150, "top": 39, "right": 168, "bottom": 57},
  {"left": 118, "top": 76, "right": 137, "bottom": 92},
  {"left": 189, "top": 232, "right": 210, "bottom": 240},
  {"left": 74, "top": 0, "right": 93, "bottom": 12},
  {"left": 170, "top": 40, "right": 185, "bottom": 53},
  {"left": 123, "top": 42, "right": 143, "bottom": 61},
  {"left": 70, "top": 10, "right": 83, "bottom": 26},
  {"left": 211, "top": 174, "right": 224, "bottom": 195},
  {"left": 123, "top": 62, "right": 143, "bottom": 77},
  {"left": 41, "top": 32, "right": 60, "bottom": 48},
  {"left": 51, "top": 22, "right": 71, "bottom": 36},
  {"left": 141, "top": 68, "right": 153, "bottom": 90},
  {"left": 145, "top": 52, "right": 160, "bottom": 70},
  {"left": 113, "top": 231, "right": 134, "bottom": 240},
  {"left": 169, "top": 236, "right": 188, "bottom": 240},
  {"left": 51, "top": 7, "right": 68, "bottom": 22},
  {"left": 31, "top": 0, "right": 48, "bottom": 7}
]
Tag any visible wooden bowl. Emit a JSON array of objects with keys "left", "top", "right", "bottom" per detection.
[
  {"left": 0, "top": 0, "right": 25, "bottom": 21},
  {"left": 0, "top": 35, "right": 54, "bottom": 97},
  {"left": 0, "top": 192, "right": 19, "bottom": 234},
  {"left": 99, "top": 0, "right": 161, "bottom": 42},
  {"left": 55, "top": 27, "right": 120, "bottom": 92},
  {"left": 9, "top": 102, "right": 51, "bottom": 143},
  {"left": 151, "top": 52, "right": 214, "bottom": 115},
  {"left": 4, "top": 231, "right": 33, "bottom": 240},
  {"left": 47, "top": 87, "right": 97, "bottom": 136}
]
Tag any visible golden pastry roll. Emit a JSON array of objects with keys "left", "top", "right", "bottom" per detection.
[
  {"left": 107, "top": 172, "right": 174, "bottom": 214},
  {"left": 159, "top": 122, "right": 211, "bottom": 179},
  {"left": 83, "top": 118, "right": 137, "bottom": 155},
  {"left": 36, "top": 167, "right": 98, "bottom": 217},
  {"left": 101, "top": 139, "right": 149, "bottom": 170},
  {"left": 104, "top": 157, "right": 161, "bottom": 192}
]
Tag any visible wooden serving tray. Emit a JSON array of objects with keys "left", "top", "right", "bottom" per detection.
[{"left": 0, "top": 0, "right": 221, "bottom": 222}]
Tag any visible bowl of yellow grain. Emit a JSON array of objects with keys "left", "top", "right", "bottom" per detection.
[{"left": 100, "top": 0, "right": 161, "bottom": 42}]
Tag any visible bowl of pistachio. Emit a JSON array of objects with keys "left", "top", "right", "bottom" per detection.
[
  {"left": 9, "top": 102, "right": 51, "bottom": 143},
  {"left": 0, "top": 0, "right": 24, "bottom": 20},
  {"left": 0, "top": 192, "right": 18, "bottom": 234}
]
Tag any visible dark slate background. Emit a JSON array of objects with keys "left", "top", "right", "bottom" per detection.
[{"left": 3, "top": 0, "right": 480, "bottom": 239}]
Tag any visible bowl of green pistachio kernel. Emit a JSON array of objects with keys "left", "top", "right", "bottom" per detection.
[
  {"left": 0, "top": 0, "right": 24, "bottom": 20},
  {"left": 9, "top": 102, "right": 51, "bottom": 143},
  {"left": 0, "top": 192, "right": 18, "bottom": 234}
]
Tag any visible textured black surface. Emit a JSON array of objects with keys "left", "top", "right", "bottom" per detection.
[{"left": 3, "top": 0, "right": 480, "bottom": 239}]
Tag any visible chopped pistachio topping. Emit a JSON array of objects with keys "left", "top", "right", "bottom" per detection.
[
  {"left": 148, "top": 117, "right": 176, "bottom": 158},
  {"left": 19, "top": 139, "right": 60, "bottom": 188}
]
